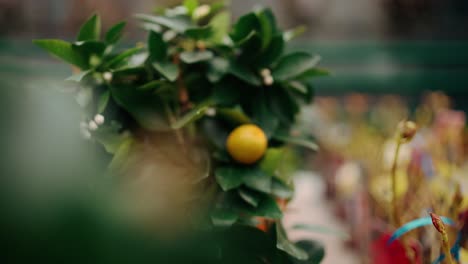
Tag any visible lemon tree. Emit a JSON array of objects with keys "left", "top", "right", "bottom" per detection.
[{"left": 35, "top": 1, "right": 327, "bottom": 262}]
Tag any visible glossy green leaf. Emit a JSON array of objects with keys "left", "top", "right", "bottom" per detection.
[
  {"left": 72, "top": 41, "right": 107, "bottom": 57},
  {"left": 216, "top": 108, "right": 251, "bottom": 125},
  {"left": 148, "top": 31, "right": 167, "bottom": 61},
  {"left": 273, "top": 135, "right": 318, "bottom": 151},
  {"left": 243, "top": 168, "right": 272, "bottom": 193},
  {"left": 171, "top": 101, "right": 212, "bottom": 129},
  {"left": 105, "top": 21, "right": 126, "bottom": 44},
  {"left": 185, "top": 26, "right": 213, "bottom": 39},
  {"left": 103, "top": 47, "right": 144, "bottom": 68},
  {"left": 230, "top": 13, "right": 259, "bottom": 44},
  {"left": 256, "top": 8, "right": 276, "bottom": 50},
  {"left": 256, "top": 34, "right": 285, "bottom": 67},
  {"left": 276, "top": 223, "right": 309, "bottom": 261},
  {"left": 272, "top": 52, "right": 321, "bottom": 81},
  {"left": 238, "top": 188, "right": 262, "bottom": 207},
  {"left": 211, "top": 208, "right": 238, "bottom": 227},
  {"left": 209, "top": 11, "right": 230, "bottom": 44},
  {"left": 215, "top": 166, "right": 246, "bottom": 191},
  {"left": 296, "top": 68, "right": 330, "bottom": 80},
  {"left": 33, "top": 39, "right": 87, "bottom": 69},
  {"left": 260, "top": 148, "right": 285, "bottom": 175},
  {"left": 135, "top": 14, "right": 192, "bottom": 33},
  {"left": 152, "top": 61, "right": 179, "bottom": 81},
  {"left": 251, "top": 95, "right": 280, "bottom": 138},
  {"left": 212, "top": 81, "right": 241, "bottom": 106},
  {"left": 137, "top": 80, "right": 169, "bottom": 91},
  {"left": 267, "top": 86, "right": 299, "bottom": 125},
  {"left": 77, "top": 14, "right": 101, "bottom": 41},
  {"left": 108, "top": 137, "right": 134, "bottom": 171},
  {"left": 228, "top": 62, "right": 261, "bottom": 86},
  {"left": 283, "top": 25, "right": 306, "bottom": 42},
  {"left": 180, "top": 50, "right": 214, "bottom": 64},
  {"left": 199, "top": 117, "right": 230, "bottom": 150},
  {"left": 183, "top": 0, "right": 199, "bottom": 16},
  {"left": 271, "top": 178, "right": 294, "bottom": 199},
  {"left": 97, "top": 90, "right": 110, "bottom": 113},
  {"left": 110, "top": 85, "right": 171, "bottom": 131},
  {"left": 66, "top": 70, "right": 91, "bottom": 82},
  {"left": 207, "top": 57, "right": 229, "bottom": 82},
  {"left": 287, "top": 81, "right": 308, "bottom": 94},
  {"left": 248, "top": 194, "right": 282, "bottom": 219},
  {"left": 291, "top": 240, "right": 325, "bottom": 264},
  {"left": 93, "top": 121, "right": 129, "bottom": 154}
]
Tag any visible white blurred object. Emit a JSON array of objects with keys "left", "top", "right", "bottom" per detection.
[
  {"left": 382, "top": 139, "right": 412, "bottom": 170},
  {"left": 335, "top": 161, "right": 362, "bottom": 198}
]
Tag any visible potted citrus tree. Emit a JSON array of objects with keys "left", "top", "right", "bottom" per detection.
[{"left": 34, "top": 1, "right": 327, "bottom": 262}]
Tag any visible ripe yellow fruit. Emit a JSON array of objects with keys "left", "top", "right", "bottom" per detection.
[{"left": 226, "top": 124, "right": 268, "bottom": 164}]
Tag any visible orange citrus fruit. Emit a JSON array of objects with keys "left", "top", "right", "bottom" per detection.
[{"left": 226, "top": 124, "right": 267, "bottom": 164}]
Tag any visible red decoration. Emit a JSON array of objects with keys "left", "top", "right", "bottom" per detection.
[{"left": 371, "top": 233, "right": 422, "bottom": 264}]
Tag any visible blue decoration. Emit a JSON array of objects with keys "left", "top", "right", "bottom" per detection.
[{"left": 388, "top": 216, "right": 455, "bottom": 244}]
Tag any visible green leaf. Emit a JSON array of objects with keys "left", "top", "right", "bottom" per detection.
[
  {"left": 184, "top": 26, "right": 213, "bottom": 39},
  {"left": 97, "top": 90, "right": 110, "bottom": 113},
  {"left": 250, "top": 194, "right": 282, "bottom": 219},
  {"left": 256, "top": 8, "right": 277, "bottom": 50},
  {"left": 180, "top": 50, "right": 214, "bottom": 64},
  {"left": 33, "top": 39, "right": 87, "bottom": 69},
  {"left": 215, "top": 166, "right": 246, "bottom": 191},
  {"left": 77, "top": 14, "right": 101, "bottom": 41},
  {"left": 287, "top": 81, "right": 308, "bottom": 94},
  {"left": 73, "top": 41, "right": 107, "bottom": 56},
  {"left": 152, "top": 61, "right": 179, "bottom": 81},
  {"left": 251, "top": 95, "right": 280, "bottom": 138},
  {"left": 230, "top": 13, "right": 259, "bottom": 44},
  {"left": 171, "top": 101, "right": 212, "bottom": 129},
  {"left": 135, "top": 14, "right": 192, "bottom": 33},
  {"left": 93, "top": 121, "right": 129, "bottom": 154},
  {"left": 276, "top": 223, "right": 309, "bottom": 261},
  {"left": 103, "top": 47, "right": 144, "bottom": 68},
  {"left": 296, "top": 68, "right": 330, "bottom": 80},
  {"left": 138, "top": 80, "right": 169, "bottom": 91},
  {"left": 291, "top": 240, "right": 325, "bottom": 264},
  {"left": 110, "top": 85, "right": 171, "bottom": 131},
  {"left": 105, "top": 21, "right": 126, "bottom": 44},
  {"left": 211, "top": 208, "right": 238, "bottom": 227},
  {"left": 238, "top": 188, "right": 262, "bottom": 207},
  {"left": 184, "top": 0, "right": 199, "bottom": 16},
  {"left": 207, "top": 57, "right": 229, "bottom": 82},
  {"left": 273, "top": 135, "right": 318, "bottom": 151},
  {"left": 272, "top": 52, "right": 321, "bottom": 81},
  {"left": 108, "top": 137, "right": 134, "bottom": 171},
  {"left": 267, "top": 86, "right": 299, "bottom": 125},
  {"left": 243, "top": 168, "right": 272, "bottom": 193},
  {"left": 256, "top": 34, "right": 285, "bottom": 67},
  {"left": 283, "top": 25, "right": 306, "bottom": 42},
  {"left": 292, "top": 224, "right": 350, "bottom": 240},
  {"left": 216, "top": 107, "right": 251, "bottom": 125},
  {"left": 212, "top": 81, "right": 241, "bottom": 106},
  {"left": 228, "top": 62, "right": 261, "bottom": 86},
  {"left": 260, "top": 148, "right": 285, "bottom": 175},
  {"left": 148, "top": 31, "right": 167, "bottom": 61},
  {"left": 208, "top": 11, "right": 230, "bottom": 44},
  {"left": 66, "top": 70, "right": 91, "bottom": 82},
  {"left": 271, "top": 178, "right": 294, "bottom": 199}
]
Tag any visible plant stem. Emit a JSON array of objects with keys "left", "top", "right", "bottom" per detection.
[
  {"left": 391, "top": 136, "right": 402, "bottom": 227},
  {"left": 441, "top": 232, "right": 454, "bottom": 264}
]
